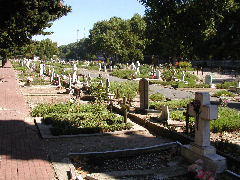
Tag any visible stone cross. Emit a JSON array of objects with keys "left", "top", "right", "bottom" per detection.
[
  {"left": 72, "top": 64, "right": 77, "bottom": 83},
  {"left": 139, "top": 78, "right": 149, "bottom": 109},
  {"left": 182, "top": 92, "right": 226, "bottom": 173},
  {"left": 188, "top": 92, "right": 218, "bottom": 154}
]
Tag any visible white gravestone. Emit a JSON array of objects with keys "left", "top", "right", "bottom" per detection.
[
  {"left": 40, "top": 64, "right": 44, "bottom": 76},
  {"left": 181, "top": 92, "right": 226, "bottom": 173},
  {"left": 72, "top": 64, "right": 77, "bottom": 83},
  {"left": 104, "top": 65, "right": 107, "bottom": 72},
  {"left": 160, "top": 105, "right": 169, "bottom": 121},
  {"left": 181, "top": 71, "right": 185, "bottom": 82},
  {"left": 99, "top": 63, "right": 102, "bottom": 71},
  {"left": 109, "top": 66, "right": 113, "bottom": 72}
]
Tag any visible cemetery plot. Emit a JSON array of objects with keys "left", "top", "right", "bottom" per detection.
[{"left": 71, "top": 145, "right": 189, "bottom": 179}]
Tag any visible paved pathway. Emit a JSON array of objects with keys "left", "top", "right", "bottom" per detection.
[{"left": 0, "top": 61, "right": 54, "bottom": 180}]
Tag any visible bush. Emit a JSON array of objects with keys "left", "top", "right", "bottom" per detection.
[
  {"left": 149, "top": 93, "right": 165, "bottom": 101},
  {"left": 213, "top": 90, "right": 235, "bottom": 97},
  {"left": 176, "top": 61, "right": 192, "bottom": 69},
  {"left": 149, "top": 98, "right": 193, "bottom": 109},
  {"left": 211, "top": 107, "right": 240, "bottom": 132},
  {"left": 110, "top": 69, "right": 135, "bottom": 79},
  {"left": 169, "top": 110, "right": 194, "bottom": 123},
  {"left": 215, "top": 81, "right": 237, "bottom": 89}
]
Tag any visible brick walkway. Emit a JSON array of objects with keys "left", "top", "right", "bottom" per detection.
[{"left": 0, "top": 61, "right": 54, "bottom": 180}]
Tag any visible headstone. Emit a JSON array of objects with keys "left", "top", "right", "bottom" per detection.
[
  {"left": 181, "top": 71, "right": 185, "bottom": 82},
  {"left": 139, "top": 78, "right": 149, "bottom": 109},
  {"left": 39, "top": 64, "right": 44, "bottom": 76},
  {"left": 237, "top": 77, "right": 240, "bottom": 88},
  {"left": 72, "top": 64, "right": 77, "bottom": 83},
  {"left": 58, "top": 76, "right": 61, "bottom": 87},
  {"left": 160, "top": 105, "right": 169, "bottom": 121},
  {"left": 181, "top": 92, "right": 226, "bottom": 173},
  {"left": 155, "top": 70, "right": 161, "bottom": 79},
  {"left": 104, "top": 65, "right": 107, "bottom": 72},
  {"left": 205, "top": 75, "right": 212, "bottom": 86},
  {"left": 130, "top": 63, "right": 136, "bottom": 70},
  {"left": 99, "top": 63, "right": 102, "bottom": 71},
  {"left": 109, "top": 66, "right": 113, "bottom": 72},
  {"left": 69, "top": 74, "right": 72, "bottom": 89}
]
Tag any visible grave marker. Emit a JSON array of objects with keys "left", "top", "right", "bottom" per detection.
[
  {"left": 156, "top": 70, "right": 161, "bottom": 79},
  {"left": 205, "top": 75, "right": 212, "bottom": 87},
  {"left": 40, "top": 64, "right": 44, "bottom": 76},
  {"left": 139, "top": 78, "right": 149, "bottom": 109},
  {"left": 181, "top": 92, "right": 226, "bottom": 173}
]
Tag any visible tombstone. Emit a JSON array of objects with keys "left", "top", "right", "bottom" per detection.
[
  {"left": 160, "top": 105, "right": 169, "bottom": 121},
  {"left": 72, "top": 64, "right": 77, "bottom": 83},
  {"left": 237, "top": 77, "right": 240, "bottom": 88},
  {"left": 181, "top": 92, "right": 226, "bottom": 173},
  {"left": 58, "top": 76, "right": 61, "bottom": 87},
  {"left": 68, "top": 74, "right": 72, "bottom": 89},
  {"left": 39, "top": 64, "right": 44, "bottom": 76},
  {"left": 99, "top": 63, "right": 102, "bottom": 71},
  {"left": 106, "top": 78, "right": 110, "bottom": 89},
  {"left": 136, "top": 61, "right": 140, "bottom": 68},
  {"left": 50, "top": 71, "right": 54, "bottom": 82},
  {"left": 139, "top": 78, "right": 149, "bottom": 109},
  {"left": 104, "top": 65, "right": 107, "bottom": 72},
  {"left": 155, "top": 70, "right": 161, "bottom": 79},
  {"left": 109, "top": 66, "right": 113, "bottom": 72},
  {"left": 181, "top": 71, "right": 185, "bottom": 82},
  {"left": 26, "top": 60, "right": 30, "bottom": 69},
  {"left": 205, "top": 75, "right": 212, "bottom": 87},
  {"left": 130, "top": 63, "right": 136, "bottom": 70}
]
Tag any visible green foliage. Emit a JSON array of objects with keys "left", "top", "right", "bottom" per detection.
[
  {"left": 32, "top": 103, "right": 132, "bottom": 135},
  {"left": 214, "top": 90, "right": 235, "bottom": 97},
  {"left": 110, "top": 69, "right": 135, "bottom": 79},
  {"left": 88, "top": 14, "right": 148, "bottom": 62},
  {"left": 110, "top": 81, "right": 138, "bottom": 99},
  {"left": 211, "top": 107, "right": 240, "bottom": 133},
  {"left": 161, "top": 67, "right": 175, "bottom": 81},
  {"left": 176, "top": 61, "right": 192, "bottom": 69},
  {"left": 0, "top": 0, "right": 71, "bottom": 59},
  {"left": 215, "top": 81, "right": 237, "bottom": 89},
  {"left": 169, "top": 110, "right": 194, "bottom": 123},
  {"left": 139, "top": 0, "right": 240, "bottom": 60},
  {"left": 149, "top": 93, "right": 165, "bottom": 102},
  {"left": 149, "top": 99, "right": 193, "bottom": 110}
]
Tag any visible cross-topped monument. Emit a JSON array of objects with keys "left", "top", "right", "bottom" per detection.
[{"left": 181, "top": 92, "right": 226, "bottom": 173}]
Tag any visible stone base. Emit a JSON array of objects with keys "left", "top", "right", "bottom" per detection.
[
  {"left": 181, "top": 145, "right": 227, "bottom": 173},
  {"left": 189, "top": 143, "right": 216, "bottom": 156}
]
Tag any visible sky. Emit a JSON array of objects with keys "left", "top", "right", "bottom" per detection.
[{"left": 33, "top": 0, "right": 146, "bottom": 46}]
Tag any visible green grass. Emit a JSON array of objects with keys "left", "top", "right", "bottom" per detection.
[
  {"left": 149, "top": 98, "right": 193, "bottom": 110},
  {"left": 213, "top": 90, "right": 235, "bottom": 97}
]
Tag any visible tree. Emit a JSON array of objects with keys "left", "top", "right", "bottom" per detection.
[
  {"left": 88, "top": 14, "right": 148, "bottom": 63},
  {"left": 35, "top": 39, "right": 59, "bottom": 60},
  {"left": 59, "top": 38, "right": 88, "bottom": 60},
  {"left": 139, "top": 0, "right": 240, "bottom": 60},
  {"left": 0, "top": 0, "right": 71, "bottom": 59}
]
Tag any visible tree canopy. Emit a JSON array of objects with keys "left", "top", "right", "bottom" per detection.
[
  {"left": 0, "top": 0, "right": 71, "bottom": 59},
  {"left": 139, "top": 0, "right": 240, "bottom": 60},
  {"left": 87, "top": 14, "right": 148, "bottom": 63}
]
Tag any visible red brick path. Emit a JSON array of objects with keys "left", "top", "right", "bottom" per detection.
[{"left": 0, "top": 61, "right": 54, "bottom": 180}]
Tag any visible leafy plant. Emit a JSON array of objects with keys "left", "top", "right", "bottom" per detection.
[
  {"left": 215, "top": 81, "right": 237, "bottom": 89},
  {"left": 169, "top": 110, "right": 194, "bottom": 123},
  {"left": 213, "top": 90, "right": 235, "bottom": 97},
  {"left": 149, "top": 93, "right": 165, "bottom": 101},
  {"left": 149, "top": 98, "right": 193, "bottom": 109},
  {"left": 110, "top": 69, "right": 135, "bottom": 79},
  {"left": 32, "top": 103, "right": 132, "bottom": 135},
  {"left": 211, "top": 107, "right": 240, "bottom": 132}
]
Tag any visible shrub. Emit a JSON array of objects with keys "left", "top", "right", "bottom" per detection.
[
  {"left": 169, "top": 110, "right": 194, "bottom": 123},
  {"left": 110, "top": 69, "right": 135, "bottom": 79},
  {"left": 149, "top": 98, "right": 193, "bottom": 109},
  {"left": 211, "top": 107, "right": 240, "bottom": 132},
  {"left": 215, "top": 81, "right": 237, "bottom": 89},
  {"left": 213, "top": 90, "right": 235, "bottom": 97},
  {"left": 149, "top": 93, "right": 165, "bottom": 101}
]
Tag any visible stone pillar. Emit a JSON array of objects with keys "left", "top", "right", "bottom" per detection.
[{"left": 139, "top": 78, "right": 149, "bottom": 109}]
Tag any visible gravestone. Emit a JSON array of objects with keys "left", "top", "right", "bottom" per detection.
[
  {"left": 109, "top": 66, "right": 113, "bottom": 72},
  {"left": 205, "top": 75, "right": 212, "bottom": 86},
  {"left": 181, "top": 92, "right": 226, "bottom": 173},
  {"left": 155, "top": 70, "right": 161, "bottom": 79},
  {"left": 139, "top": 78, "right": 149, "bottom": 109},
  {"left": 104, "top": 65, "right": 107, "bottom": 72},
  {"left": 58, "top": 75, "right": 61, "bottom": 87},
  {"left": 181, "top": 71, "right": 185, "bottom": 82},
  {"left": 72, "top": 64, "right": 77, "bottom": 83},
  {"left": 160, "top": 105, "right": 169, "bottom": 121},
  {"left": 99, "top": 63, "right": 102, "bottom": 71},
  {"left": 106, "top": 78, "right": 110, "bottom": 93},
  {"left": 40, "top": 64, "right": 44, "bottom": 76}
]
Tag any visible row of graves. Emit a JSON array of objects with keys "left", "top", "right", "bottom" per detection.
[{"left": 14, "top": 59, "right": 240, "bottom": 179}]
